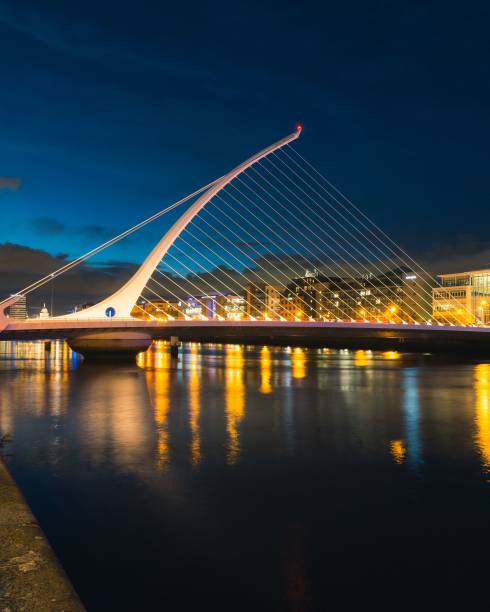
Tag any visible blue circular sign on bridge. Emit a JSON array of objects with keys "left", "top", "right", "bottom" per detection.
[{"left": 105, "top": 307, "right": 116, "bottom": 318}]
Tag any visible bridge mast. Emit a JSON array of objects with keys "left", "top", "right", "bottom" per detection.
[{"left": 60, "top": 126, "right": 302, "bottom": 320}]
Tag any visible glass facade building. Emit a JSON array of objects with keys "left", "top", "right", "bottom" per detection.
[{"left": 433, "top": 268, "right": 490, "bottom": 325}]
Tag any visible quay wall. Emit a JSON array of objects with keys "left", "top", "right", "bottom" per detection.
[{"left": 0, "top": 458, "right": 84, "bottom": 611}]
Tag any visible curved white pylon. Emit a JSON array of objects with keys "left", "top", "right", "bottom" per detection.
[{"left": 61, "top": 127, "right": 301, "bottom": 320}]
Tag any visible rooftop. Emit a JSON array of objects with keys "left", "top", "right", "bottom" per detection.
[{"left": 438, "top": 267, "right": 490, "bottom": 278}]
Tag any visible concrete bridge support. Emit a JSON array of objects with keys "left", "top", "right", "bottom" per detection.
[
  {"left": 67, "top": 331, "right": 152, "bottom": 363},
  {"left": 170, "top": 335, "right": 180, "bottom": 358}
]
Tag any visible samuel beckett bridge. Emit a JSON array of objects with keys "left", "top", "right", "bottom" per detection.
[{"left": 1, "top": 126, "right": 489, "bottom": 360}]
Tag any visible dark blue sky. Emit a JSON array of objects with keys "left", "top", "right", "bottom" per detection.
[{"left": 1, "top": 0, "right": 490, "bottom": 267}]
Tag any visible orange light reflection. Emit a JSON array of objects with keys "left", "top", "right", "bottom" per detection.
[
  {"left": 225, "top": 345, "right": 244, "bottom": 464},
  {"left": 475, "top": 363, "right": 490, "bottom": 475},
  {"left": 260, "top": 346, "right": 272, "bottom": 394}
]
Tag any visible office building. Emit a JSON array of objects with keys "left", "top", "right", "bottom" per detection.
[
  {"left": 133, "top": 298, "right": 184, "bottom": 319},
  {"left": 8, "top": 294, "right": 27, "bottom": 319},
  {"left": 433, "top": 268, "right": 490, "bottom": 325},
  {"left": 280, "top": 268, "right": 428, "bottom": 322},
  {"left": 220, "top": 294, "right": 246, "bottom": 320},
  {"left": 244, "top": 283, "right": 282, "bottom": 319}
]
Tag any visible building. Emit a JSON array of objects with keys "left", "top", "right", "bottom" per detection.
[
  {"left": 183, "top": 294, "right": 246, "bottom": 320},
  {"left": 280, "top": 268, "right": 428, "bottom": 323},
  {"left": 8, "top": 294, "right": 27, "bottom": 319},
  {"left": 281, "top": 269, "right": 331, "bottom": 320},
  {"left": 432, "top": 268, "right": 490, "bottom": 325},
  {"left": 348, "top": 268, "right": 430, "bottom": 323},
  {"left": 39, "top": 304, "right": 50, "bottom": 319},
  {"left": 265, "top": 285, "right": 281, "bottom": 319},
  {"left": 184, "top": 295, "right": 221, "bottom": 319},
  {"left": 244, "top": 283, "right": 282, "bottom": 319},
  {"left": 132, "top": 298, "right": 184, "bottom": 319},
  {"left": 220, "top": 294, "right": 246, "bottom": 320}
]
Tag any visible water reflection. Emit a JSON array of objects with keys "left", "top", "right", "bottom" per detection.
[
  {"left": 138, "top": 342, "right": 171, "bottom": 468},
  {"left": 402, "top": 368, "right": 422, "bottom": 472},
  {"left": 390, "top": 439, "right": 406, "bottom": 464},
  {"left": 383, "top": 351, "right": 401, "bottom": 360},
  {"left": 69, "top": 365, "right": 153, "bottom": 468},
  {"left": 188, "top": 343, "right": 201, "bottom": 466},
  {"left": 225, "top": 344, "right": 245, "bottom": 464},
  {"left": 354, "top": 349, "right": 372, "bottom": 367},
  {"left": 291, "top": 347, "right": 306, "bottom": 380},
  {"left": 4, "top": 340, "right": 490, "bottom": 610},
  {"left": 475, "top": 363, "right": 490, "bottom": 476},
  {"left": 0, "top": 341, "right": 77, "bottom": 442},
  {"left": 3, "top": 340, "right": 490, "bottom": 485},
  {"left": 0, "top": 339, "right": 78, "bottom": 372},
  {"left": 260, "top": 346, "right": 272, "bottom": 394}
]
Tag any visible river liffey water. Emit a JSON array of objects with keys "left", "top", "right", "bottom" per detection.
[{"left": 2, "top": 340, "right": 490, "bottom": 611}]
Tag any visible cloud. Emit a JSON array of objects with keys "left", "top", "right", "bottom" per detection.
[
  {"left": 0, "top": 241, "right": 311, "bottom": 313},
  {"left": 30, "top": 217, "right": 66, "bottom": 235},
  {"left": 420, "top": 235, "right": 490, "bottom": 275},
  {"left": 80, "top": 225, "right": 114, "bottom": 241},
  {"left": 0, "top": 177, "right": 21, "bottom": 191},
  {"left": 29, "top": 217, "right": 115, "bottom": 241},
  {"left": 233, "top": 240, "right": 276, "bottom": 250},
  {"left": 0, "top": 242, "right": 137, "bottom": 315}
]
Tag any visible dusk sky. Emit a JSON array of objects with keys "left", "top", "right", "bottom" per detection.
[{"left": 2, "top": 0, "right": 490, "bottom": 290}]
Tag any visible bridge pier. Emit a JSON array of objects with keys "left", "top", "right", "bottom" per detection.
[
  {"left": 67, "top": 331, "right": 152, "bottom": 363},
  {"left": 170, "top": 335, "right": 180, "bottom": 358}
]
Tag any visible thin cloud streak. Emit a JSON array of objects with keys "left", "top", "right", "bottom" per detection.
[{"left": 0, "top": 177, "right": 21, "bottom": 191}]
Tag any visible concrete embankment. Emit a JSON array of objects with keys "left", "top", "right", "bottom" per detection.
[{"left": 0, "top": 458, "right": 84, "bottom": 611}]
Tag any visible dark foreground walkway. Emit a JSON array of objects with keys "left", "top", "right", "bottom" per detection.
[{"left": 0, "top": 458, "right": 84, "bottom": 611}]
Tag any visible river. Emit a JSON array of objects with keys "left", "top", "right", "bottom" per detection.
[{"left": 1, "top": 340, "right": 490, "bottom": 611}]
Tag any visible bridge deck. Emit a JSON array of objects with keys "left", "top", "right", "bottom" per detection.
[{"left": 2, "top": 320, "right": 490, "bottom": 355}]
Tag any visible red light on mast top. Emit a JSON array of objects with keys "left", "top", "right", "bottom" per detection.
[{"left": 295, "top": 123, "right": 303, "bottom": 133}]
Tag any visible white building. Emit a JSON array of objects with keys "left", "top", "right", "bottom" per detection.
[{"left": 39, "top": 304, "right": 50, "bottom": 319}]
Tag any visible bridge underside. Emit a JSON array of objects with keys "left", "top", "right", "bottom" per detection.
[{"left": 2, "top": 322, "right": 490, "bottom": 356}]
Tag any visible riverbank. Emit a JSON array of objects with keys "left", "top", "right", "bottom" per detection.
[{"left": 0, "top": 457, "right": 84, "bottom": 611}]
